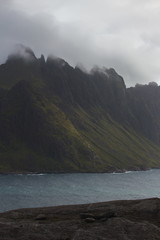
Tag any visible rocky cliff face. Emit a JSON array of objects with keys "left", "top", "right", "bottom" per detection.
[
  {"left": 127, "top": 84, "right": 160, "bottom": 144},
  {"left": 0, "top": 47, "right": 160, "bottom": 172}
]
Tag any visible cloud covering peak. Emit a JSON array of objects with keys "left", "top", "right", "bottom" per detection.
[{"left": 1, "top": 0, "right": 160, "bottom": 86}]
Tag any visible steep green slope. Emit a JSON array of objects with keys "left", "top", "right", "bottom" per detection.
[
  {"left": 1, "top": 86, "right": 160, "bottom": 173},
  {"left": 74, "top": 108, "right": 160, "bottom": 171},
  {"left": 0, "top": 49, "right": 160, "bottom": 172},
  {"left": 0, "top": 80, "right": 95, "bottom": 172}
]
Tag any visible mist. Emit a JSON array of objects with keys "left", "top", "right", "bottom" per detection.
[{"left": 1, "top": 0, "right": 160, "bottom": 86}]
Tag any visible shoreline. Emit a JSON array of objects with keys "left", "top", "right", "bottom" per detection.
[{"left": 0, "top": 167, "right": 158, "bottom": 175}]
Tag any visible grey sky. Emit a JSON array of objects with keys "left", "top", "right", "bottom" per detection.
[{"left": 1, "top": 0, "right": 160, "bottom": 86}]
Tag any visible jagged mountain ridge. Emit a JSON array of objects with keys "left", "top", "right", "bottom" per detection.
[{"left": 0, "top": 48, "right": 160, "bottom": 172}]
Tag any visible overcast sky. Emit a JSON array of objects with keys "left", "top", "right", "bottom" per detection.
[{"left": 1, "top": 0, "right": 160, "bottom": 86}]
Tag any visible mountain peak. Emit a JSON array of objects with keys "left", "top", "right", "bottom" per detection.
[
  {"left": 7, "top": 44, "right": 37, "bottom": 63},
  {"left": 46, "top": 55, "right": 69, "bottom": 68}
]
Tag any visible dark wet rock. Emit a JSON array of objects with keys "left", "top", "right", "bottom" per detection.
[
  {"left": 79, "top": 213, "right": 95, "bottom": 219},
  {"left": 85, "top": 217, "right": 95, "bottom": 223},
  {"left": 0, "top": 198, "right": 160, "bottom": 239},
  {"left": 94, "top": 210, "right": 117, "bottom": 220},
  {"left": 100, "top": 217, "right": 108, "bottom": 222},
  {"left": 35, "top": 214, "right": 47, "bottom": 220},
  {"left": 10, "top": 212, "right": 20, "bottom": 219}
]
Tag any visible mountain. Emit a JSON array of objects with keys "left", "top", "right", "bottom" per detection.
[{"left": 0, "top": 47, "right": 160, "bottom": 172}]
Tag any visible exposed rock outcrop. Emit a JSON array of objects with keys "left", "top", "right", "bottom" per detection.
[{"left": 0, "top": 198, "right": 160, "bottom": 239}]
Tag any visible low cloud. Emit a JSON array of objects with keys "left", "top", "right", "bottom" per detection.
[{"left": 0, "top": 0, "right": 160, "bottom": 86}]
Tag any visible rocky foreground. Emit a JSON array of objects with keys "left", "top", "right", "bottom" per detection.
[{"left": 0, "top": 198, "right": 160, "bottom": 240}]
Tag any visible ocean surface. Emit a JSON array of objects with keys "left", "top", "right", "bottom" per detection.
[{"left": 0, "top": 169, "right": 160, "bottom": 212}]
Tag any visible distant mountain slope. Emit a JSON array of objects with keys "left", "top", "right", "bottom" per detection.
[{"left": 0, "top": 47, "right": 160, "bottom": 172}]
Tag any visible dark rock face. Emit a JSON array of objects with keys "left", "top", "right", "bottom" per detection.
[
  {"left": 35, "top": 214, "right": 47, "bottom": 220},
  {"left": 127, "top": 84, "right": 160, "bottom": 144},
  {"left": 84, "top": 217, "right": 95, "bottom": 223},
  {"left": 0, "top": 198, "right": 160, "bottom": 239},
  {"left": 79, "top": 213, "right": 95, "bottom": 219}
]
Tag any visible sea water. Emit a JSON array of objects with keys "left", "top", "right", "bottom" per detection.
[{"left": 0, "top": 169, "right": 160, "bottom": 212}]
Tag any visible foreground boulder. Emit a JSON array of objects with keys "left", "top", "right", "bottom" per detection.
[{"left": 0, "top": 198, "right": 160, "bottom": 239}]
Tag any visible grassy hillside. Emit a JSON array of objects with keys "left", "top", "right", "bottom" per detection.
[
  {"left": 74, "top": 107, "right": 160, "bottom": 171},
  {"left": 1, "top": 84, "right": 160, "bottom": 173}
]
